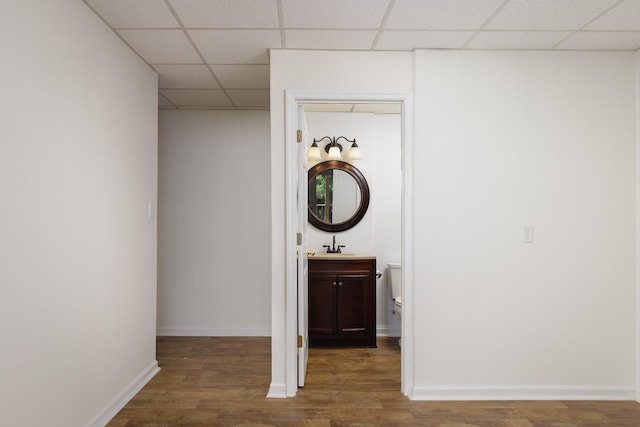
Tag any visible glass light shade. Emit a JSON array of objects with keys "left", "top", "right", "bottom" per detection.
[
  {"left": 327, "top": 144, "right": 342, "bottom": 160},
  {"left": 347, "top": 142, "right": 361, "bottom": 160},
  {"left": 308, "top": 142, "right": 322, "bottom": 161}
]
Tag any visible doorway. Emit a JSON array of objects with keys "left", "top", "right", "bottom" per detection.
[{"left": 281, "top": 91, "right": 415, "bottom": 398}]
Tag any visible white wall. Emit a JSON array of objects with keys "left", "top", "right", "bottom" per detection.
[
  {"left": 0, "top": 1, "right": 158, "bottom": 426},
  {"left": 373, "top": 114, "right": 403, "bottom": 336},
  {"left": 305, "top": 112, "right": 402, "bottom": 336},
  {"left": 158, "top": 110, "right": 271, "bottom": 336},
  {"left": 413, "top": 50, "right": 636, "bottom": 399},
  {"left": 271, "top": 48, "right": 638, "bottom": 401},
  {"left": 636, "top": 50, "right": 640, "bottom": 402},
  {"left": 270, "top": 49, "right": 414, "bottom": 396},
  {"left": 305, "top": 112, "right": 376, "bottom": 253}
]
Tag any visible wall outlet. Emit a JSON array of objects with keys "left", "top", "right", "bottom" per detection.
[{"left": 522, "top": 225, "right": 534, "bottom": 244}]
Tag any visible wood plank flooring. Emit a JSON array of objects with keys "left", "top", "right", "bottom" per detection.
[{"left": 107, "top": 337, "right": 640, "bottom": 426}]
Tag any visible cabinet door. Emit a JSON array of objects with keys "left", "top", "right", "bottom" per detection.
[
  {"left": 337, "top": 273, "right": 370, "bottom": 335},
  {"left": 308, "top": 274, "right": 336, "bottom": 335}
]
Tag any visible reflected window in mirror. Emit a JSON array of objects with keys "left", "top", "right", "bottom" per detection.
[{"left": 308, "top": 161, "right": 369, "bottom": 232}]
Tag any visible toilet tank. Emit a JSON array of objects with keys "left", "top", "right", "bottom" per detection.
[{"left": 387, "top": 262, "right": 402, "bottom": 300}]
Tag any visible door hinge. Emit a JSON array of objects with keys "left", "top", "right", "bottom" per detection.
[
  {"left": 297, "top": 335, "right": 303, "bottom": 348},
  {"left": 296, "top": 129, "right": 302, "bottom": 143},
  {"left": 297, "top": 232, "right": 302, "bottom": 245}
]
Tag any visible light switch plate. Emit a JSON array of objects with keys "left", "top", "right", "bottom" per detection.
[{"left": 522, "top": 226, "right": 534, "bottom": 243}]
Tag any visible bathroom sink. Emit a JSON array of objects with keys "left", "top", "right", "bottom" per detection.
[{"left": 309, "top": 253, "right": 375, "bottom": 260}]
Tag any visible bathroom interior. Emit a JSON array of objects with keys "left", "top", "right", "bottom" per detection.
[{"left": 301, "top": 102, "right": 403, "bottom": 381}]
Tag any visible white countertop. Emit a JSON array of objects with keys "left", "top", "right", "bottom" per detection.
[{"left": 308, "top": 253, "right": 375, "bottom": 260}]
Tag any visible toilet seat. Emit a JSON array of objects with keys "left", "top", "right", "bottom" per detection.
[{"left": 393, "top": 296, "right": 402, "bottom": 318}]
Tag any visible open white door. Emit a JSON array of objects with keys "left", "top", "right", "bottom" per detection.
[{"left": 297, "top": 105, "right": 309, "bottom": 387}]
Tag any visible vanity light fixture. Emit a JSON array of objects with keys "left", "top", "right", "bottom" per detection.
[{"left": 310, "top": 136, "right": 360, "bottom": 161}]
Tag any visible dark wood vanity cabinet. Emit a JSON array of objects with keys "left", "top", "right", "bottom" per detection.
[{"left": 308, "top": 257, "right": 376, "bottom": 348}]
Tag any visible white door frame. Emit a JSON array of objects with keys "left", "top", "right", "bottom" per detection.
[{"left": 283, "top": 90, "right": 415, "bottom": 397}]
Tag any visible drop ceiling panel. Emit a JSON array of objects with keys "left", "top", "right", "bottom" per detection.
[
  {"left": 86, "top": 0, "right": 179, "bottom": 29},
  {"left": 467, "top": 31, "right": 571, "bottom": 49},
  {"left": 281, "top": 0, "right": 390, "bottom": 29},
  {"left": 586, "top": 0, "right": 640, "bottom": 30},
  {"left": 168, "top": 0, "right": 280, "bottom": 28},
  {"left": 153, "top": 64, "right": 220, "bottom": 89},
  {"left": 285, "top": 30, "right": 377, "bottom": 49},
  {"left": 376, "top": 30, "right": 474, "bottom": 49},
  {"left": 82, "top": 0, "right": 640, "bottom": 110},
  {"left": 385, "top": 0, "right": 504, "bottom": 30},
  {"left": 161, "top": 89, "right": 232, "bottom": 107},
  {"left": 189, "top": 30, "right": 280, "bottom": 63},
  {"left": 226, "top": 90, "right": 270, "bottom": 108},
  {"left": 485, "top": 0, "right": 620, "bottom": 30},
  {"left": 555, "top": 31, "right": 640, "bottom": 49},
  {"left": 210, "top": 65, "right": 270, "bottom": 89},
  {"left": 118, "top": 29, "right": 201, "bottom": 63}
]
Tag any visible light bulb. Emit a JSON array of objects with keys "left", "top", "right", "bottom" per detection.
[
  {"left": 327, "top": 145, "right": 342, "bottom": 160},
  {"left": 348, "top": 142, "right": 361, "bottom": 160},
  {"left": 308, "top": 142, "right": 322, "bottom": 161}
]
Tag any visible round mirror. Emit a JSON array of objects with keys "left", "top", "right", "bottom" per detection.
[{"left": 308, "top": 160, "right": 370, "bottom": 232}]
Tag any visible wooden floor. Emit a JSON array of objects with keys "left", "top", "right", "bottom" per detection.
[{"left": 107, "top": 337, "right": 640, "bottom": 426}]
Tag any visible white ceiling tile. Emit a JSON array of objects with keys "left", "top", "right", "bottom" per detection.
[
  {"left": 281, "top": 0, "right": 390, "bottom": 29},
  {"left": 467, "top": 31, "right": 571, "bottom": 49},
  {"left": 385, "top": 0, "right": 504, "bottom": 30},
  {"left": 118, "top": 30, "right": 201, "bottom": 63},
  {"left": 485, "top": 0, "right": 620, "bottom": 30},
  {"left": 210, "top": 65, "right": 269, "bottom": 89},
  {"left": 375, "top": 30, "right": 474, "bottom": 49},
  {"left": 555, "top": 31, "right": 640, "bottom": 49},
  {"left": 189, "top": 30, "right": 280, "bottom": 63},
  {"left": 168, "top": 0, "right": 279, "bottom": 28},
  {"left": 586, "top": 0, "right": 640, "bottom": 30},
  {"left": 285, "top": 30, "right": 377, "bottom": 49},
  {"left": 161, "top": 89, "right": 233, "bottom": 107},
  {"left": 226, "top": 90, "right": 270, "bottom": 108},
  {"left": 85, "top": 0, "right": 179, "bottom": 28},
  {"left": 153, "top": 64, "right": 220, "bottom": 89}
]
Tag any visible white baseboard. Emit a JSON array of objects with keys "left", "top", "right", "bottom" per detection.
[
  {"left": 266, "top": 382, "right": 288, "bottom": 398},
  {"left": 159, "top": 327, "right": 396, "bottom": 338},
  {"left": 376, "top": 325, "right": 400, "bottom": 337},
  {"left": 636, "top": 389, "right": 640, "bottom": 403},
  {"left": 87, "top": 360, "right": 160, "bottom": 427},
  {"left": 157, "top": 328, "right": 271, "bottom": 337},
  {"left": 411, "top": 385, "right": 636, "bottom": 401}
]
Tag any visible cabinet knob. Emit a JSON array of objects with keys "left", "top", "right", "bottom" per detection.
[
  {"left": 332, "top": 281, "right": 337, "bottom": 286},
  {"left": 338, "top": 282, "right": 343, "bottom": 286}
]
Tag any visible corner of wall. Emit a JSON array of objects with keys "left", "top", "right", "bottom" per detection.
[{"left": 87, "top": 362, "right": 160, "bottom": 427}]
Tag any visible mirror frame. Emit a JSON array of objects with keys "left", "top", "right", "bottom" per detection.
[{"left": 308, "top": 160, "right": 370, "bottom": 232}]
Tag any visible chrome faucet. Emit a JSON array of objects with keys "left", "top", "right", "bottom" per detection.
[{"left": 323, "top": 235, "right": 345, "bottom": 253}]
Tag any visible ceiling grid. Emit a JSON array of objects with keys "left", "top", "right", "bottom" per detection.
[{"left": 83, "top": 0, "right": 640, "bottom": 110}]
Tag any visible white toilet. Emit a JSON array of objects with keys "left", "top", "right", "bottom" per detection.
[{"left": 388, "top": 262, "right": 402, "bottom": 345}]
